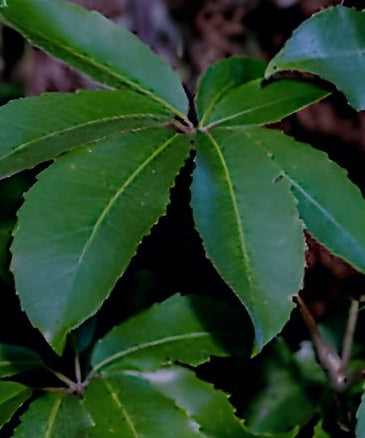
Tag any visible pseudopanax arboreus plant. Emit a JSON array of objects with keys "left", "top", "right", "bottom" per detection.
[{"left": 0, "top": 0, "right": 365, "bottom": 436}]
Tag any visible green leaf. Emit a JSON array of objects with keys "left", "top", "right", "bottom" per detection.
[
  {"left": 0, "top": 1, "right": 7, "bottom": 7},
  {"left": 0, "top": 0, "right": 188, "bottom": 117},
  {"left": 266, "top": 6, "right": 365, "bottom": 111},
  {"left": 0, "top": 381, "right": 31, "bottom": 429},
  {"left": 136, "top": 366, "right": 250, "bottom": 438},
  {"left": 91, "top": 294, "right": 249, "bottom": 374},
  {"left": 200, "top": 78, "right": 329, "bottom": 129},
  {"left": 12, "top": 393, "right": 93, "bottom": 438},
  {"left": 0, "top": 89, "right": 172, "bottom": 179},
  {"left": 11, "top": 129, "right": 190, "bottom": 354},
  {"left": 196, "top": 56, "right": 266, "bottom": 125},
  {"left": 83, "top": 374, "right": 204, "bottom": 437},
  {"left": 0, "top": 343, "right": 42, "bottom": 377},
  {"left": 244, "top": 340, "right": 322, "bottom": 434},
  {"left": 357, "top": 391, "right": 365, "bottom": 438},
  {"left": 242, "top": 126, "right": 365, "bottom": 274},
  {"left": 191, "top": 130, "right": 304, "bottom": 351},
  {"left": 140, "top": 366, "right": 300, "bottom": 438},
  {"left": 314, "top": 421, "right": 330, "bottom": 438}
]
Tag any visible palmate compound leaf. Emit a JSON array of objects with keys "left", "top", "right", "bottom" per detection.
[
  {"left": 0, "top": 0, "right": 188, "bottom": 118},
  {"left": 239, "top": 126, "right": 365, "bottom": 275},
  {"left": 0, "top": 89, "right": 172, "bottom": 180},
  {"left": 0, "top": 381, "right": 32, "bottom": 429},
  {"left": 196, "top": 56, "right": 267, "bottom": 125},
  {"left": 0, "top": 343, "right": 43, "bottom": 377},
  {"left": 191, "top": 130, "right": 305, "bottom": 351},
  {"left": 11, "top": 129, "right": 191, "bottom": 354},
  {"left": 12, "top": 392, "right": 93, "bottom": 438},
  {"left": 90, "top": 294, "right": 250, "bottom": 374},
  {"left": 266, "top": 6, "right": 365, "bottom": 111}
]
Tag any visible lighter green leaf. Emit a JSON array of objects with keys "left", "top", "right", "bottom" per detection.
[
  {"left": 196, "top": 56, "right": 266, "bottom": 125},
  {"left": 0, "top": 89, "right": 171, "bottom": 179},
  {"left": 201, "top": 78, "right": 329, "bottom": 129},
  {"left": 356, "top": 391, "right": 365, "bottom": 438},
  {"left": 191, "top": 130, "right": 304, "bottom": 351},
  {"left": 136, "top": 366, "right": 250, "bottom": 438},
  {"left": 266, "top": 6, "right": 365, "bottom": 111},
  {"left": 13, "top": 393, "right": 93, "bottom": 438},
  {"left": 314, "top": 421, "right": 330, "bottom": 438},
  {"left": 0, "top": 381, "right": 31, "bottom": 429},
  {"left": 91, "top": 294, "right": 249, "bottom": 374},
  {"left": 0, "top": 343, "right": 42, "bottom": 377},
  {"left": 242, "top": 126, "right": 365, "bottom": 274},
  {"left": 11, "top": 129, "right": 190, "bottom": 354},
  {"left": 0, "top": 0, "right": 188, "bottom": 117},
  {"left": 83, "top": 375, "right": 204, "bottom": 437}
]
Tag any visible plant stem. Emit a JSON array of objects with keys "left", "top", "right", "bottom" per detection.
[{"left": 341, "top": 299, "right": 359, "bottom": 369}]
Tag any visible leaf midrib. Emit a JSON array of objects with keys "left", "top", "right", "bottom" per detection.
[
  {"left": 0, "top": 16, "right": 187, "bottom": 121},
  {"left": 76, "top": 133, "right": 180, "bottom": 268},
  {"left": 203, "top": 132, "right": 255, "bottom": 296},
  {"left": 103, "top": 380, "right": 139, "bottom": 438},
  {"left": 44, "top": 395, "right": 63, "bottom": 438},
  {"left": 93, "top": 331, "right": 228, "bottom": 372},
  {"left": 205, "top": 90, "right": 316, "bottom": 129},
  {"left": 0, "top": 113, "right": 168, "bottom": 166}
]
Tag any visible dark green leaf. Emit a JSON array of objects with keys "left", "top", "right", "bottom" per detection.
[
  {"left": 266, "top": 6, "right": 365, "bottom": 111},
  {"left": 357, "top": 392, "right": 365, "bottom": 438},
  {"left": 200, "top": 78, "right": 329, "bottom": 129},
  {"left": 0, "top": 343, "right": 42, "bottom": 377},
  {"left": 12, "top": 393, "right": 93, "bottom": 438},
  {"left": 196, "top": 56, "right": 266, "bottom": 125},
  {"left": 11, "top": 130, "right": 190, "bottom": 354},
  {"left": 0, "top": 381, "right": 31, "bottom": 429},
  {"left": 0, "top": 0, "right": 188, "bottom": 117},
  {"left": 0, "top": 89, "right": 172, "bottom": 179},
  {"left": 83, "top": 375, "right": 204, "bottom": 437},
  {"left": 242, "top": 126, "right": 365, "bottom": 274},
  {"left": 191, "top": 130, "right": 304, "bottom": 350},
  {"left": 91, "top": 294, "right": 249, "bottom": 374},
  {"left": 244, "top": 340, "right": 322, "bottom": 434}
]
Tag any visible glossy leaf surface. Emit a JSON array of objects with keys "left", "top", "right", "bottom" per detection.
[
  {"left": 0, "top": 381, "right": 31, "bottom": 429},
  {"left": 0, "top": 90, "right": 171, "bottom": 179},
  {"left": 13, "top": 393, "right": 93, "bottom": 438},
  {"left": 243, "top": 126, "right": 365, "bottom": 274},
  {"left": 196, "top": 56, "right": 266, "bottom": 125},
  {"left": 91, "top": 294, "right": 249, "bottom": 374},
  {"left": 0, "top": 343, "right": 42, "bottom": 377},
  {"left": 11, "top": 130, "right": 190, "bottom": 354},
  {"left": 266, "top": 6, "right": 365, "bottom": 110},
  {"left": 201, "top": 78, "right": 329, "bottom": 128},
  {"left": 0, "top": 0, "right": 188, "bottom": 116},
  {"left": 84, "top": 375, "right": 204, "bottom": 437},
  {"left": 191, "top": 130, "right": 304, "bottom": 350}
]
